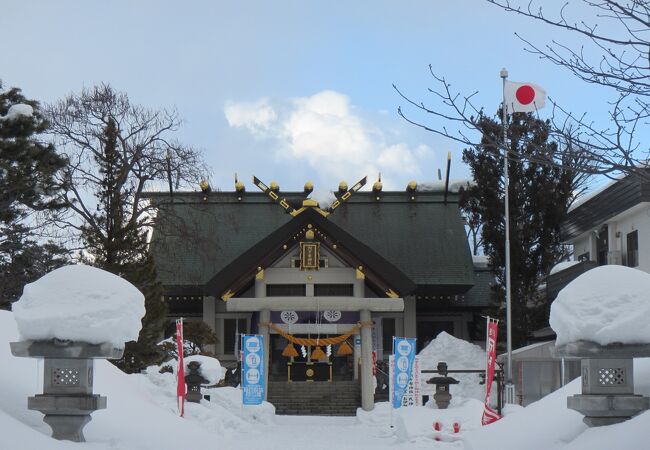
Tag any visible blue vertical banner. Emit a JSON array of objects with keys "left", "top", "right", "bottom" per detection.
[
  {"left": 242, "top": 334, "right": 265, "bottom": 405},
  {"left": 392, "top": 336, "right": 416, "bottom": 409}
]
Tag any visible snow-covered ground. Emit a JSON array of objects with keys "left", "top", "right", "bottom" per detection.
[
  {"left": 4, "top": 264, "right": 650, "bottom": 449},
  {"left": 2, "top": 307, "right": 650, "bottom": 449}
]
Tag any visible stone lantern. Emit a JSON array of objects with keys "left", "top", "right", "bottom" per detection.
[
  {"left": 185, "top": 361, "right": 209, "bottom": 403},
  {"left": 554, "top": 341, "right": 650, "bottom": 427},
  {"left": 10, "top": 339, "right": 123, "bottom": 442},
  {"left": 426, "top": 361, "right": 459, "bottom": 409}
]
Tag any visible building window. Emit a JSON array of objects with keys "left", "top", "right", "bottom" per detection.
[
  {"left": 577, "top": 252, "right": 590, "bottom": 262},
  {"left": 627, "top": 230, "right": 639, "bottom": 267},
  {"left": 223, "top": 318, "right": 247, "bottom": 355},
  {"left": 266, "top": 284, "right": 306, "bottom": 296},
  {"left": 314, "top": 284, "right": 354, "bottom": 296},
  {"left": 596, "top": 225, "right": 608, "bottom": 266}
]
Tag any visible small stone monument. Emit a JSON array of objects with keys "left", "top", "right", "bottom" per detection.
[
  {"left": 10, "top": 339, "right": 123, "bottom": 442},
  {"left": 426, "top": 361, "right": 459, "bottom": 409},
  {"left": 185, "top": 361, "right": 209, "bottom": 403},
  {"left": 554, "top": 341, "right": 650, "bottom": 427}
]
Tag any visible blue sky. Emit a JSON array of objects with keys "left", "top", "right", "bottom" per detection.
[{"left": 1, "top": 0, "right": 612, "bottom": 192}]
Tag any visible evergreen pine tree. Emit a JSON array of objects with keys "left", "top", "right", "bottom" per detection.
[
  {"left": 0, "top": 224, "right": 69, "bottom": 309},
  {"left": 83, "top": 118, "right": 167, "bottom": 372},
  {"left": 46, "top": 85, "right": 203, "bottom": 372},
  {"left": 0, "top": 83, "right": 68, "bottom": 309},
  {"left": 460, "top": 111, "right": 584, "bottom": 348},
  {"left": 115, "top": 255, "right": 168, "bottom": 372}
]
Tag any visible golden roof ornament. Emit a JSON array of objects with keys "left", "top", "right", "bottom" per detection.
[
  {"left": 235, "top": 173, "right": 245, "bottom": 192},
  {"left": 199, "top": 179, "right": 211, "bottom": 193},
  {"left": 373, "top": 174, "right": 382, "bottom": 193}
]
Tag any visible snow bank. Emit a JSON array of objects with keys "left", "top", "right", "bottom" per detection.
[
  {"left": 463, "top": 359, "right": 650, "bottom": 450},
  {"left": 395, "top": 399, "right": 484, "bottom": 442},
  {"left": 141, "top": 364, "right": 275, "bottom": 430},
  {"left": 12, "top": 265, "right": 145, "bottom": 346},
  {"left": 550, "top": 260, "right": 581, "bottom": 275},
  {"left": 0, "top": 103, "right": 34, "bottom": 120},
  {"left": 550, "top": 265, "right": 650, "bottom": 346},
  {"left": 184, "top": 355, "right": 225, "bottom": 385},
  {"left": 0, "top": 309, "right": 274, "bottom": 449},
  {"left": 0, "top": 408, "right": 77, "bottom": 450},
  {"left": 418, "top": 331, "right": 490, "bottom": 402},
  {"left": 357, "top": 399, "right": 522, "bottom": 444}
]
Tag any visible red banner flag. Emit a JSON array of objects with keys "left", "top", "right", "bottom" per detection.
[
  {"left": 176, "top": 318, "right": 186, "bottom": 417},
  {"left": 481, "top": 318, "right": 501, "bottom": 425}
]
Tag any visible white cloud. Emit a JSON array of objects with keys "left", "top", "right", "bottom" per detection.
[
  {"left": 224, "top": 98, "right": 277, "bottom": 136},
  {"left": 224, "top": 90, "right": 433, "bottom": 188}
]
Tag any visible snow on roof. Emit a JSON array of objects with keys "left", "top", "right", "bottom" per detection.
[
  {"left": 567, "top": 175, "right": 624, "bottom": 212},
  {"left": 550, "top": 265, "right": 650, "bottom": 346},
  {"left": 549, "top": 260, "right": 581, "bottom": 275},
  {"left": 417, "top": 178, "right": 474, "bottom": 193},
  {"left": 12, "top": 264, "right": 145, "bottom": 346},
  {"left": 0, "top": 103, "right": 33, "bottom": 121},
  {"left": 472, "top": 255, "right": 489, "bottom": 267}
]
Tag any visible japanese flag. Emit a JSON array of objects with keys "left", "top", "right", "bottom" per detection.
[{"left": 504, "top": 81, "right": 546, "bottom": 113}]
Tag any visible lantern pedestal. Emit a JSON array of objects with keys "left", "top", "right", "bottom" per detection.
[
  {"left": 185, "top": 361, "right": 209, "bottom": 403},
  {"left": 10, "top": 340, "right": 123, "bottom": 442},
  {"left": 554, "top": 341, "right": 650, "bottom": 427},
  {"left": 426, "top": 362, "right": 459, "bottom": 409}
]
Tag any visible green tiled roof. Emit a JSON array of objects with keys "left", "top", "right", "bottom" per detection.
[{"left": 147, "top": 190, "right": 475, "bottom": 293}]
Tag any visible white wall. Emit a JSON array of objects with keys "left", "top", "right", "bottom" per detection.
[
  {"left": 572, "top": 234, "right": 592, "bottom": 260},
  {"left": 611, "top": 206, "right": 650, "bottom": 273},
  {"left": 570, "top": 203, "right": 650, "bottom": 273}
]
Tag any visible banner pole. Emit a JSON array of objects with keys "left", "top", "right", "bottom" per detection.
[
  {"left": 500, "top": 68, "right": 515, "bottom": 404},
  {"left": 176, "top": 317, "right": 185, "bottom": 417}
]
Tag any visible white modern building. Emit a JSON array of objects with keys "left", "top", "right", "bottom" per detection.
[{"left": 563, "top": 174, "right": 650, "bottom": 272}]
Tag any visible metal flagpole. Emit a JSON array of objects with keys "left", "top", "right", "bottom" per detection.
[{"left": 500, "top": 68, "right": 515, "bottom": 404}]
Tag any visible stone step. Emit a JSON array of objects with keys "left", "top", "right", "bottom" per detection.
[{"left": 267, "top": 381, "right": 361, "bottom": 416}]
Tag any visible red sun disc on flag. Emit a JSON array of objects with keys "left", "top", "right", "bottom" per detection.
[{"left": 515, "top": 85, "right": 535, "bottom": 105}]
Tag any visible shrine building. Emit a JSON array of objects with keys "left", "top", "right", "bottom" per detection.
[{"left": 146, "top": 177, "right": 489, "bottom": 412}]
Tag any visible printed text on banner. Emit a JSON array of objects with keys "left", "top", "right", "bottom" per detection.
[
  {"left": 392, "top": 336, "right": 417, "bottom": 409},
  {"left": 242, "top": 334, "right": 265, "bottom": 406}
]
